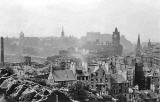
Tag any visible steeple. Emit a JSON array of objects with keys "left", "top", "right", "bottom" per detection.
[
  {"left": 136, "top": 34, "right": 142, "bottom": 56},
  {"left": 20, "top": 31, "right": 24, "bottom": 38},
  {"left": 148, "top": 39, "right": 152, "bottom": 48},
  {"left": 112, "top": 27, "right": 120, "bottom": 45},
  {"left": 61, "top": 26, "right": 64, "bottom": 37},
  {"left": 115, "top": 27, "right": 118, "bottom": 33},
  {"left": 137, "top": 34, "right": 141, "bottom": 48}
]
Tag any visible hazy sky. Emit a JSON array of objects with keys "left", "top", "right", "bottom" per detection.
[{"left": 0, "top": 0, "right": 160, "bottom": 43}]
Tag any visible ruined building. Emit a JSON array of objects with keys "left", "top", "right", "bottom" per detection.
[{"left": 82, "top": 27, "right": 123, "bottom": 57}]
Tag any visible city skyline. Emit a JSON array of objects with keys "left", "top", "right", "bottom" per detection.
[
  {"left": 0, "top": 1, "right": 160, "bottom": 101},
  {"left": 0, "top": 0, "right": 160, "bottom": 43}
]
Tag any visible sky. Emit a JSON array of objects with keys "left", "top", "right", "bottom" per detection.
[{"left": 0, "top": 0, "right": 160, "bottom": 43}]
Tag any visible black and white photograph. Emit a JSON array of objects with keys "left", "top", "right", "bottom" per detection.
[{"left": 0, "top": 0, "right": 160, "bottom": 102}]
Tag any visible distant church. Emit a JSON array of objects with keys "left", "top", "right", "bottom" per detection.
[
  {"left": 61, "top": 27, "right": 65, "bottom": 37},
  {"left": 135, "top": 34, "right": 142, "bottom": 57},
  {"left": 82, "top": 27, "right": 123, "bottom": 57},
  {"left": 112, "top": 27, "right": 123, "bottom": 56}
]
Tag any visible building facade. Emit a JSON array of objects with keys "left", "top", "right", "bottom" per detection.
[{"left": 82, "top": 28, "right": 123, "bottom": 57}]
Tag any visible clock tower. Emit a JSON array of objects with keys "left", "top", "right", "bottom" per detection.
[
  {"left": 112, "top": 27, "right": 123, "bottom": 56},
  {"left": 112, "top": 27, "right": 120, "bottom": 46}
]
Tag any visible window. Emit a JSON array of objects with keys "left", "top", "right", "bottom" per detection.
[
  {"left": 86, "top": 76, "right": 88, "bottom": 80},
  {"left": 129, "top": 94, "right": 132, "bottom": 99},
  {"left": 96, "top": 72, "right": 98, "bottom": 76},
  {"left": 113, "top": 90, "right": 116, "bottom": 94},
  {"left": 91, "top": 74, "right": 94, "bottom": 77},
  {"left": 91, "top": 85, "right": 94, "bottom": 88},
  {"left": 91, "top": 79, "right": 94, "bottom": 81},
  {"left": 130, "top": 82, "right": 132, "bottom": 86},
  {"left": 96, "top": 79, "right": 98, "bottom": 82},
  {"left": 118, "top": 89, "right": 120, "bottom": 93},
  {"left": 125, "top": 89, "right": 128, "bottom": 93},
  {"left": 103, "top": 71, "right": 105, "bottom": 75},
  {"left": 100, "top": 79, "right": 102, "bottom": 82}
]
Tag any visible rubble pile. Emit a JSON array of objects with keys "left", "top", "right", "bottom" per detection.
[{"left": 0, "top": 68, "right": 71, "bottom": 102}]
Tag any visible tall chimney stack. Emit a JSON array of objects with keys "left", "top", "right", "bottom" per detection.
[{"left": 1, "top": 37, "right": 4, "bottom": 66}]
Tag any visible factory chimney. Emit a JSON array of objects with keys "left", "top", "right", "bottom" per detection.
[{"left": 1, "top": 37, "right": 4, "bottom": 66}]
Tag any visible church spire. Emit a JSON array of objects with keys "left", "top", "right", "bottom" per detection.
[
  {"left": 115, "top": 27, "right": 118, "bottom": 33},
  {"left": 61, "top": 26, "right": 64, "bottom": 37},
  {"left": 136, "top": 34, "right": 142, "bottom": 56},
  {"left": 148, "top": 39, "right": 152, "bottom": 48},
  {"left": 137, "top": 34, "right": 141, "bottom": 48}
]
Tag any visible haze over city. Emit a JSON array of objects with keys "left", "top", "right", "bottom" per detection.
[
  {"left": 1, "top": 0, "right": 160, "bottom": 102},
  {"left": 0, "top": 0, "right": 160, "bottom": 43}
]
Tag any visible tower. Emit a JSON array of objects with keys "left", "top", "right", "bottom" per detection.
[
  {"left": 136, "top": 34, "right": 142, "bottom": 57},
  {"left": 134, "top": 62, "right": 145, "bottom": 90},
  {"left": 112, "top": 27, "right": 122, "bottom": 55},
  {"left": 61, "top": 27, "right": 65, "bottom": 37},
  {"left": 48, "top": 64, "right": 54, "bottom": 85},
  {"left": 19, "top": 32, "right": 24, "bottom": 55},
  {"left": 148, "top": 39, "right": 152, "bottom": 48},
  {"left": 112, "top": 27, "right": 120, "bottom": 46},
  {"left": 1, "top": 37, "right": 4, "bottom": 66}
]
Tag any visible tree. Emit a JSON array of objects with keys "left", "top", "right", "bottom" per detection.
[{"left": 68, "top": 81, "right": 89, "bottom": 101}]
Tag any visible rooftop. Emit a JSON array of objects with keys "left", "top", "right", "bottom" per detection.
[{"left": 110, "top": 74, "right": 127, "bottom": 83}]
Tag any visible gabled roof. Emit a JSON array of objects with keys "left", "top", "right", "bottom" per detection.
[
  {"left": 89, "top": 65, "right": 99, "bottom": 74},
  {"left": 51, "top": 69, "right": 76, "bottom": 82},
  {"left": 102, "top": 63, "right": 109, "bottom": 74}
]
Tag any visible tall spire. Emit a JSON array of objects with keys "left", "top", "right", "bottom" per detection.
[
  {"left": 136, "top": 34, "right": 142, "bottom": 56},
  {"left": 137, "top": 34, "right": 141, "bottom": 48},
  {"left": 115, "top": 27, "right": 118, "bottom": 33},
  {"left": 148, "top": 39, "right": 152, "bottom": 48},
  {"left": 61, "top": 26, "right": 64, "bottom": 37}
]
